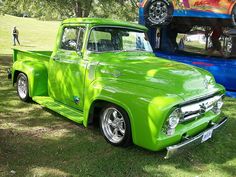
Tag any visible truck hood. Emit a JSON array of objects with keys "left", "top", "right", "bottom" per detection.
[{"left": 91, "top": 52, "right": 218, "bottom": 100}]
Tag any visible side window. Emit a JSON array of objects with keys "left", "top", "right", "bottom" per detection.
[{"left": 61, "top": 27, "right": 85, "bottom": 51}]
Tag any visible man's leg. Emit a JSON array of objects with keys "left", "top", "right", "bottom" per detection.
[
  {"left": 16, "top": 36, "right": 20, "bottom": 45},
  {"left": 13, "top": 36, "right": 16, "bottom": 46}
]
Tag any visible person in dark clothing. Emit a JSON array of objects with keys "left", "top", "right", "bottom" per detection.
[
  {"left": 208, "top": 26, "right": 224, "bottom": 57},
  {"left": 13, "top": 26, "right": 20, "bottom": 46}
]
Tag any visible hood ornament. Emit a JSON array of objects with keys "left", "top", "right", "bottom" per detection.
[{"left": 112, "top": 70, "right": 122, "bottom": 78}]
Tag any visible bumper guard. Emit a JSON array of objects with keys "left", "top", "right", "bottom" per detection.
[{"left": 165, "top": 117, "right": 228, "bottom": 159}]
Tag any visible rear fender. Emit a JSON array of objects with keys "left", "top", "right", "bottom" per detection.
[{"left": 13, "top": 60, "right": 48, "bottom": 97}]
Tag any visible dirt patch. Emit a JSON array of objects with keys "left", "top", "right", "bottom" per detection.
[{"left": 0, "top": 55, "right": 12, "bottom": 66}]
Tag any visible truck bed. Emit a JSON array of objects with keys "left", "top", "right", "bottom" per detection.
[{"left": 13, "top": 49, "right": 52, "bottom": 63}]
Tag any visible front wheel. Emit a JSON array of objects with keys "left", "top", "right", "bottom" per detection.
[
  {"left": 144, "top": 0, "right": 174, "bottom": 27},
  {"left": 100, "top": 105, "right": 132, "bottom": 147},
  {"left": 17, "top": 73, "right": 31, "bottom": 102}
]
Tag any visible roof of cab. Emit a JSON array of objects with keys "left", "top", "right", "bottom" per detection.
[{"left": 62, "top": 18, "right": 147, "bottom": 31}]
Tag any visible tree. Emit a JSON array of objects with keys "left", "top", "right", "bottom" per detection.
[
  {"left": 91, "top": 0, "right": 138, "bottom": 21},
  {"left": 1, "top": 0, "right": 139, "bottom": 21},
  {"left": 48, "top": 0, "right": 93, "bottom": 17}
]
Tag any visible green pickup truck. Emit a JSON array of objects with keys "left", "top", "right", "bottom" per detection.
[{"left": 11, "top": 18, "right": 227, "bottom": 158}]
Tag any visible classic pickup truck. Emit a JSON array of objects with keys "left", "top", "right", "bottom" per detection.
[{"left": 11, "top": 18, "right": 227, "bottom": 158}]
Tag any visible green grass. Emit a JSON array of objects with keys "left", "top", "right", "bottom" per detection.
[
  {"left": 1, "top": 15, "right": 236, "bottom": 177},
  {"left": 0, "top": 15, "right": 59, "bottom": 55}
]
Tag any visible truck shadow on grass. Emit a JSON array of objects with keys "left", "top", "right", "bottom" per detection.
[{"left": 1, "top": 55, "right": 236, "bottom": 177}]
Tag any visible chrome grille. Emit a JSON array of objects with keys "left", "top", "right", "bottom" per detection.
[{"left": 180, "top": 95, "right": 223, "bottom": 122}]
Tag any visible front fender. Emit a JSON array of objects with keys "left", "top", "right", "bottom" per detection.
[
  {"left": 13, "top": 60, "right": 48, "bottom": 97},
  {"left": 84, "top": 79, "right": 183, "bottom": 150}
]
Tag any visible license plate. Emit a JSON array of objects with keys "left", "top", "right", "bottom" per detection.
[{"left": 201, "top": 129, "right": 213, "bottom": 143}]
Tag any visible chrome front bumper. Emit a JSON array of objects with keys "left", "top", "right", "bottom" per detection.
[{"left": 165, "top": 117, "right": 228, "bottom": 159}]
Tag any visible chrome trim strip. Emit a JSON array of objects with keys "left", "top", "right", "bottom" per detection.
[
  {"left": 165, "top": 117, "right": 228, "bottom": 159},
  {"left": 179, "top": 92, "right": 223, "bottom": 106}
]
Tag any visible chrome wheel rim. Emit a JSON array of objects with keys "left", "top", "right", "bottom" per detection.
[
  {"left": 18, "top": 75, "right": 27, "bottom": 99},
  {"left": 149, "top": 1, "right": 168, "bottom": 23},
  {"left": 101, "top": 108, "right": 126, "bottom": 144}
]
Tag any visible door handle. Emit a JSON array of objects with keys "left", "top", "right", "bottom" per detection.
[{"left": 53, "top": 57, "right": 60, "bottom": 61}]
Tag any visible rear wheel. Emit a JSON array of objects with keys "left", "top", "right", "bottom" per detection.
[
  {"left": 17, "top": 73, "right": 31, "bottom": 102},
  {"left": 144, "top": 0, "right": 174, "bottom": 27},
  {"left": 100, "top": 105, "right": 132, "bottom": 147}
]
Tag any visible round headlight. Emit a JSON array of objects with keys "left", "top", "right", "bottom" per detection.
[{"left": 168, "top": 108, "right": 182, "bottom": 129}]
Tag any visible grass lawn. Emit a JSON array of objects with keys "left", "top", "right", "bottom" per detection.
[
  {"left": 0, "top": 15, "right": 59, "bottom": 55},
  {"left": 0, "top": 15, "right": 236, "bottom": 177}
]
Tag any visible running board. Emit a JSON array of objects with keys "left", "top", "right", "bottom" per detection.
[{"left": 32, "top": 96, "right": 84, "bottom": 124}]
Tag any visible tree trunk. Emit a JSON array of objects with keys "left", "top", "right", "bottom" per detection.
[
  {"left": 83, "top": 0, "right": 92, "bottom": 17},
  {"left": 74, "top": 1, "right": 82, "bottom": 17},
  {"left": 74, "top": 0, "right": 92, "bottom": 17},
  {"left": 205, "top": 27, "right": 211, "bottom": 50}
]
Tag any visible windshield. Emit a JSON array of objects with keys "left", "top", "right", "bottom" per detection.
[{"left": 87, "top": 27, "right": 153, "bottom": 52}]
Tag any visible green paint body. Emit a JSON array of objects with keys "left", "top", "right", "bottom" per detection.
[{"left": 12, "top": 18, "right": 225, "bottom": 151}]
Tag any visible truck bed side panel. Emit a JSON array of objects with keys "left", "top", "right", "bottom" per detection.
[{"left": 13, "top": 49, "right": 51, "bottom": 97}]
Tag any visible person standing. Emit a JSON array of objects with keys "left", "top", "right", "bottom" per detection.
[
  {"left": 13, "top": 26, "right": 20, "bottom": 46},
  {"left": 208, "top": 26, "right": 224, "bottom": 57},
  {"left": 178, "top": 35, "right": 186, "bottom": 51}
]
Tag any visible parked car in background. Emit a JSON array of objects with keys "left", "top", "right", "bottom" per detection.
[{"left": 141, "top": 0, "right": 236, "bottom": 27}]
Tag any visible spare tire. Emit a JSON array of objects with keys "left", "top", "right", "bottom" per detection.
[{"left": 144, "top": 0, "right": 174, "bottom": 27}]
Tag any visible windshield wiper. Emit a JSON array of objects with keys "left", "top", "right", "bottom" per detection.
[{"left": 123, "top": 49, "right": 151, "bottom": 52}]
